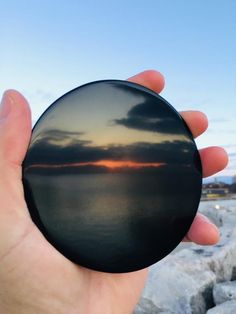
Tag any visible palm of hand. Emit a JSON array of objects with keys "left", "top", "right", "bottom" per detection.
[
  {"left": 1, "top": 208, "right": 146, "bottom": 313},
  {"left": 0, "top": 71, "right": 227, "bottom": 314}
]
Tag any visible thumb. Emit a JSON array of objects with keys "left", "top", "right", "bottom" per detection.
[
  {"left": 0, "top": 90, "right": 32, "bottom": 218},
  {"left": 0, "top": 90, "right": 32, "bottom": 168},
  {"left": 0, "top": 90, "right": 33, "bottom": 258}
]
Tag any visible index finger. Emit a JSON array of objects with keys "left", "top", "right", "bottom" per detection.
[{"left": 128, "top": 70, "right": 165, "bottom": 94}]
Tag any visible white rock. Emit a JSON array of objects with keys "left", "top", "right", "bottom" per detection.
[
  {"left": 200, "top": 205, "right": 236, "bottom": 230},
  {"left": 134, "top": 206, "right": 236, "bottom": 314},
  {"left": 213, "top": 281, "right": 236, "bottom": 305},
  {"left": 206, "top": 300, "right": 236, "bottom": 313}
]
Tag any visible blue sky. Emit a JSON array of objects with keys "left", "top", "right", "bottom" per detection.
[{"left": 1, "top": 0, "right": 236, "bottom": 178}]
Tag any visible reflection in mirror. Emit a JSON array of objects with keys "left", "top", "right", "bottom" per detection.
[{"left": 23, "top": 80, "right": 202, "bottom": 273}]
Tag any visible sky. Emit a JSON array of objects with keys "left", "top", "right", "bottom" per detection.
[{"left": 1, "top": 0, "right": 236, "bottom": 179}]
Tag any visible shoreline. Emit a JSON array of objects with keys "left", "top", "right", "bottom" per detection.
[{"left": 201, "top": 194, "right": 236, "bottom": 202}]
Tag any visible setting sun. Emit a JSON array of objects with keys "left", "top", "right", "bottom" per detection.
[{"left": 86, "top": 160, "right": 165, "bottom": 169}]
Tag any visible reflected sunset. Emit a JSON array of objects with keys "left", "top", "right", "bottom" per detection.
[
  {"left": 26, "top": 160, "right": 166, "bottom": 170},
  {"left": 89, "top": 160, "right": 165, "bottom": 169},
  {"left": 23, "top": 80, "right": 202, "bottom": 272}
]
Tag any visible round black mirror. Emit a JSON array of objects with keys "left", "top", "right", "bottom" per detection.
[{"left": 23, "top": 80, "right": 202, "bottom": 273}]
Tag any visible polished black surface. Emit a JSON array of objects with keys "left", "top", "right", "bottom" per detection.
[{"left": 23, "top": 80, "right": 202, "bottom": 273}]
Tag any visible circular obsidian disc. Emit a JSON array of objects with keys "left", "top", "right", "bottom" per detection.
[{"left": 23, "top": 80, "right": 202, "bottom": 273}]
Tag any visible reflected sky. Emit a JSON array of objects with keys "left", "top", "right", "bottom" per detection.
[
  {"left": 23, "top": 80, "right": 202, "bottom": 272},
  {"left": 24, "top": 80, "right": 196, "bottom": 174}
]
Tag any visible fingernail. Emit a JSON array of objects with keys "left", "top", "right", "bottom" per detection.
[{"left": 0, "top": 92, "right": 12, "bottom": 119}]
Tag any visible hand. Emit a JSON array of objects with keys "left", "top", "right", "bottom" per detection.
[{"left": 0, "top": 70, "right": 228, "bottom": 314}]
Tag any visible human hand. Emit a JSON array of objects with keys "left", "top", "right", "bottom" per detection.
[{"left": 0, "top": 70, "right": 228, "bottom": 314}]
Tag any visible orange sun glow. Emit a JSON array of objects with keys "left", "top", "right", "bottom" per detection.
[{"left": 26, "top": 159, "right": 165, "bottom": 170}]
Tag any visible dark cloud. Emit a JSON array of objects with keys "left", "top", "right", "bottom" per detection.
[
  {"left": 114, "top": 101, "right": 185, "bottom": 134},
  {"left": 35, "top": 129, "right": 86, "bottom": 143},
  {"left": 24, "top": 129, "right": 197, "bottom": 170},
  {"left": 28, "top": 138, "right": 108, "bottom": 165},
  {"left": 127, "top": 101, "right": 169, "bottom": 118}
]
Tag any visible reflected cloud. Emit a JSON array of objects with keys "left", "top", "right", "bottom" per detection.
[
  {"left": 35, "top": 129, "right": 87, "bottom": 146},
  {"left": 24, "top": 81, "right": 200, "bottom": 176},
  {"left": 24, "top": 128, "right": 196, "bottom": 174},
  {"left": 114, "top": 100, "right": 184, "bottom": 134},
  {"left": 23, "top": 81, "right": 202, "bottom": 272}
]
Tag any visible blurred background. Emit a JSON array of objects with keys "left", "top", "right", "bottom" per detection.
[{"left": 1, "top": 0, "right": 235, "bottom": 181}]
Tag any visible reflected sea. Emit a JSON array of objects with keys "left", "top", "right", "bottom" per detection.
[
  {"left": 27, "top": 173, "right": 236, "bottom": 258},
  {"left": 27, "top": 172, "right": 199, "bottom": 262}
]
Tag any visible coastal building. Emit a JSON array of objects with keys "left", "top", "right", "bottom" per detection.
[{"left": 202, "top": 183, "right": 229, "bottom": 200}]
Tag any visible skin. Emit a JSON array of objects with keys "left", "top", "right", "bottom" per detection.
[{"left": 0, "top": 70, "right": 228, "bottom": 314}]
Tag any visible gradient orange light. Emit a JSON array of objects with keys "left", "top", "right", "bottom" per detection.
[
  {"left": 26, "top": 160, "right": 166, "bottom": 170},
  {"left": 88, "top": 160, "right": 165, "bottom": 169}
]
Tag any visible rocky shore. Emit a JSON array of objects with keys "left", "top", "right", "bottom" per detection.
[{"left": 134, "top": 201, "right": 236, "bottom": 314}]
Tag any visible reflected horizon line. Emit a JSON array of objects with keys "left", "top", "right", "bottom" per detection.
[{"left": 25, "top": 159, "right": 166, "bottom": 171}]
